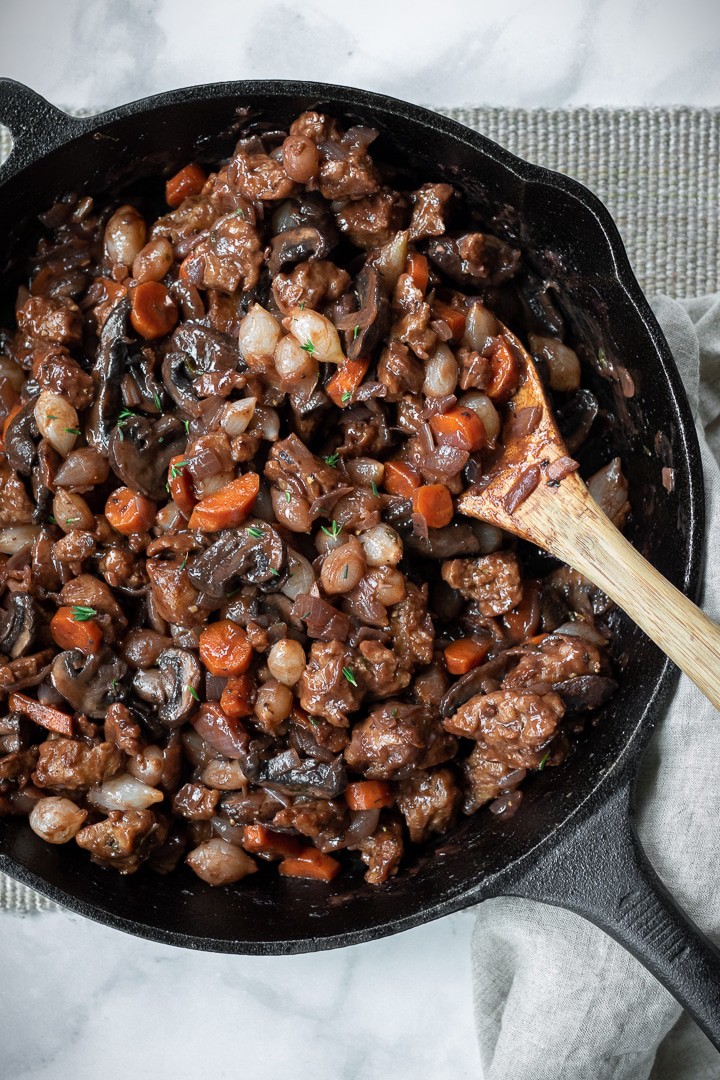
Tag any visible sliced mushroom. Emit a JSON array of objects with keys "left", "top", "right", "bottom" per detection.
[
  {"left": 267, "top": 225, "right": 337, "bottom": 277},
  {"left": 109, "top": 414, "right": 186, "bottom": 499},
  {"left": 0, "top": 594, "right": 38, "bottom": 660},
  {"left": 51, "top": 650, "right": 128, "bottom": 719},
  {"left": 343, "top": 265, "right": 390, "bottom": 361},
  {"left": 4, "top": 400, "right": 39, "bottom": 476},
  {"left": 427, "top": 233, "right": 521, "bottom": 288},
  {"left": 161, "top": 352, "right": 203, "bottom": 416},
  {"left": 517, "top": 272, "right": 565, "bottom": 338},
  {"left": 256, "top": 748, "right": 347, "bottom": 798},
  {"left": 188, "top": 520, "right": 287, "bottom": 599},
  {"left": 162, "top": 322, "right": 238, "bottom": 412},
  {"left": 86, "top": 297, "right": 130, "bottom": 455},
  {"left": 157, "top": 648, "right": 201, "bottom": 728}
]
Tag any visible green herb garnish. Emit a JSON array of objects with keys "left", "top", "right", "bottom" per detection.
[
  {"left": 153, "top": 391, "right": 163, "bottom": 411},
  {"left": 169, "top": 460, "right": 190, "bottom": 479},
  {"left": 182, "top": 418, "right": 191, "bottom": 434},
  {"left": 247, "top": 526, "right": 264, "bottom": 538},
  {"left": 285, "top": 490, "right": 291, "bottom": 503},
  {"left": 537, "top": 750, "right": 551, "bottom": 771},
  {"left": 343, "top": 563, "right": 349, "bottom": 579},
  {"left": 320, "top": 520, "right": 342, "bottom": 539},
  {"left": 342, "top": 666, "right": 357, "bottom": 687},
  {"left": 371, "top": 482, "right": 379, "bottom": 497},
  {"left": 48, "top": 515, "right": 57, "bottom": 525},
  {"left": 323, "top": 452, "right": 339, "bottom": 467},
  {"left": 341, "top": 390, "right": 352, "bottom": 404},
  {"left": 71, "top": 606, "right": 98, "bottom": 622},
  {"left": 64, "top": 427, "right": 81, "bottom": 436},
  {"left": 352, "top": 324, "right": 360, "bottom": 341},
  {"left": 269, "top": 567, "right": 280, "bottom": 577},
  {"left": 180, "top": 555, "right": 188, "bottom": 571},
  {"left": 187, "top": 685, "right": 200, "bottom": 702},
  {"left": 300, "top": 339, "right": 316, "bottom": 356},
  {"left": 65, "top": 517, "right": 80, "bottom": 525}
]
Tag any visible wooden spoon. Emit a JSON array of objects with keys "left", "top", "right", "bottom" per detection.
[{"left": 457, "top": 324, "right": 720, "bottom": 710}]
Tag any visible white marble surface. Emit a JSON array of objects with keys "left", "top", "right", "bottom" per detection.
[{"left": 0, "top": 3, "right": 718, "bottom": 1078}]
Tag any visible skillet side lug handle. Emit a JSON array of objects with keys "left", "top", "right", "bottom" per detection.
[
  {"left": 500, "top": 773, "right": 720, "bottom": 1050},
  {"left": 0, "top": 79, "right": 80, "bottom": 176}
]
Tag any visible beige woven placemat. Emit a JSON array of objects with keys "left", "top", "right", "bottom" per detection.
[{"left": 0, "top": 105, "right": 718, "bottom": 914}]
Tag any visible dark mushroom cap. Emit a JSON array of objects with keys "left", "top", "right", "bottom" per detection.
[
  {"left": 162, "top": 322, "right": 238, "bottom": 413},
  {"left": 256, "top": 748, "right": 347, "bottom": 798},
  {"left": 344, "top": 265, "right": 390, "bottom": 361},
  {"left": 86, "top": 297, "right": 130, "bottom": 455},
  {"left": 4, "top": 400, "right": 39, "bottom": 476},
  {"left": 156, "top": 647, "right": 201, "bottom": 728},
  {"left": 188, "top": 520, "right": 287, "bottom": 599},
  {"left": 267, "top": 225, "right": 337, "bottom": 277},
  {"left": 0, "top": 594, "right": 38, "bottom": 660},
  {"left": 51, "top": 649, "right": 128, "bottom": 719},
  {"left": 109, "top": 414, "right": 186, "bottom": 499}
]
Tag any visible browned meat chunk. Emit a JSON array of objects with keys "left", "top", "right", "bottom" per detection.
[
  {"left": 0, "top": 463, "right": 34, "bottom": 527},
  {"left": 104, "top": 703, "right": 144, "bottom": 756},
  {"left": 391, "top": 273, "right": 437, "bottom": 360},
  {"left": 32, "top": 346, "right": 95, "bottom": 409},
  {"left": 442, "top": 552, "right": 522, "bottom": 616},
  {"left": 33, "top": 739, "right": 124, "bottom": 790},
  {"left": 377, "top": 340, "right": 424, "bottom": 400},
  {"left": 357, "top": 639, "right": 411, "bottom": 699},
  {"left": 335, "top": 190, "right": 407, "bottom": 250},
  {"left": 16, "top": 294, "right": 83, "bottom": 345},
  {"left": 408, "top": 183, "right": 454, "bottom": 240},
  {"left": 356, "top": 816, "right": 404, "bottom": 884},
  {"left": 227, "top": 145, "right": 299, "bottom": 201},
  {"left": 397, "top": 767, "right": 461, "bottom": 843},
  {"left": 462, "top": 750, "right": 522, "bottom": 813},
  {"left": 297, "top": 641, "right": 364, "bottom": 727},
  {"left": 184, "top": 213, "right": 264, "bottom": 294},
  {"left": 317, "top": 138, "right": 380, "bottom": 201},
  {"left": 265, "top": 433, "right": 340, "bottom": 503},
  {"left": 173, "top": 782, "right": 221, "bottom": 821},
  {"left": 389, "top": 583, "right": 435, "bottom": 669},
  {"left": 443, "top": 690, "right": 564, "bottom": 768},
  {"left": 541, "top": 566, "right": 612, "bottom": 625},
  {"left": 345, "top": 702, "right": 456, "bottom": 780},
  {"left": 75, "top": 808, "right": 166, "bottom": 873},
  {"left": 271, "top": 797, "right": 347, "bottom": 849},
  {"left": 504, "top": 634, "right": 607, "bottom": 689},
  {"left": 0, "top": 747, "right": 38, "bottom": 784},
  {"left": 151, "top": 195, "right": 217, "bottom": 246},
  {"left": 146, "top": 558, "right": 204, "bottom": 629},
  {"left": 457, "top": 346, "right": 491, "bottom": 392},
  {"left": 272, "top": 260, "right": 350, "bottom": 314}
]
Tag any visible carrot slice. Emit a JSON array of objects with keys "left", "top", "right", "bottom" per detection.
[
  {"left": 406, "top": 251, "right": 429, "bottom": 293},
  {"left": 168, "top": 455, "right": 196, "bottom": 518},
  {"left": 220, "top": 673, "right": 256, "bottom": 719},
  {"left": 345, "top": 780, "right": 394, "bottom": 810},
  {"left": 432, "top": 299, "right": 466, "bottom": 341},
  {"left": 429, "top": 406, "right": 487, "bottom": 452},
  {"left": 486, "top": 337, "right": 520, "bottom": 403},
  {"left": 199, "top": 620, "right": 253, "bottom": 678},
  {"left": 50, "top": 606, "right": 104, "bottom": 655},
  {"left": 9, "top": 691, "right": 74, "bottom": 737},
  {"left": 165, "top": 163, "right": 207, "bottom": 208},
  {"left": 130, "top": 281, "right": 178, "bottom": 340},
  {"left": 278, "top": 848, "right": 341, "bottom": 882},
  {"left": 242, "top": 825, "right": 304, "bottom": 859},
  {"left": 383, "top": 460, "right": 421, "bottom": 498},
  {"left": 188, "top": 473, "right": 260, "bottom": 531},
  {"left": 326, "top": 357, "right": 369, "bottom": 408},
  {"left": 105, "top": 487, "right": 157, "bottom": 535},
  {"left": 444, "top": 637, "right": 492, "bottom": 675},
  {"left": 411, "top": 483, "right": 454, "bottom": 528}
]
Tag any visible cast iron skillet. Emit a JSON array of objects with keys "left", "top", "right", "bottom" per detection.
[{"left": 0, "top": 78, "right": 718, "bottom": 1045}]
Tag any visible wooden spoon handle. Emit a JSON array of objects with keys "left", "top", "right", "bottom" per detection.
[{"left": 528, "top": 482, "right": 720, "bottom": 711}]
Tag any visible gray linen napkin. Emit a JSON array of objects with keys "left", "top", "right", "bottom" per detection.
[{"left": 472, "top": 294, "right": 720, "bottom": 1080}]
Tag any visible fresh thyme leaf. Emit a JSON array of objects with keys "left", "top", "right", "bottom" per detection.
[
  {"left": 320, "top": 520, "right": 342, "bottom": 539},
  {"left": 537, "top": 750, "right": 551, "bottom": 771},
  {"left": 169, "top": 459, "right": 190, "bottom": 479},
  {"left": 180, "top": 555, "right": 188, "bottom": 571},
  {"left": 343, "top": 563, "right": 349, "bottom": 579},
  {"left": 299, "top": 301, "right": 306, "bottom": 311},
  {"left": 234, "top": 207, "right": 246, "bottom": 220},
  {"left": 341, "top": 390, "right": 352, "bottom": 404},
  {"left": 65, "top": 517, "right": 80, "bottom": 525},
  {"left": 48, "top": 515, "right": 57, "bottom": 525},
  {"left": 371, "top": 482, "right": 379, "bottom": 497},
  {"left": 187, "top": 685, "right": 200, "bottom": 702},
  {"left": 110, "top": 678, "right": 118, "bottom": 692},
  {"left": 71, "top": 605, "right": 98, "bottom": 622},
  {"left": 47, "top": 415, "right": 58, "bottom": 421},
  {"left": 118, "top": 408, "right": 135, "bottom": 425},
  {"left": 300, "top": 339, "right": 316, "bottom": 356},
  {"left": 342, "top": 666, "right": 357, "bottom": 687},
  {"left": 64, "top": 427, "right": 81, "bottom": 435},
  {"left": 323, "top": 452, "right": 340, "bottom": 467},
  {"left": 353, "top": 324, "right": 360, "bottom": 341},
  {"left": 285, "top": 489, "right": 291, "bottom": 503},
  {"left": 247, "top": 526, "right": 264, "bottom": 538},
  {"left": 269, "top": 567, "right": 280, "bottom": 577},
  {"left": 182, "top": 418, "right": 191, "bottom": 434},
  {"left": 153, "top": 391, "right": 163, "bottom": 411}
]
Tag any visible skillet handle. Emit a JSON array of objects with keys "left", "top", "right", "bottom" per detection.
[
  {"left": 503, "top": 772, "right": 720, "bottom": 1050},
  {"left": 0, "top": 79, "right": 80, "bottom": 173}
]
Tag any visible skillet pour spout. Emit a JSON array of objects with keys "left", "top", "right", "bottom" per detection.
[{"left": 0, "top": 78, "right": 717, "bottom": 1048}]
